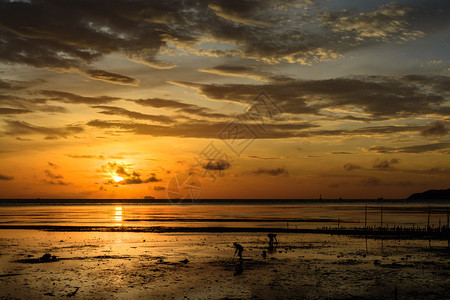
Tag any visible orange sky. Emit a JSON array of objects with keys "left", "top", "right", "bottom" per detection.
[{"left": 0, "top": 0, "right": 448, "bottom": 199}]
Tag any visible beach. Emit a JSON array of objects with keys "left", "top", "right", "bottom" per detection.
[
  {"left": 0, "top": 203, "right": 449, "bottom": 299},
  {"left": 0, "top": 230, "right": 449, "bottom": 299}
]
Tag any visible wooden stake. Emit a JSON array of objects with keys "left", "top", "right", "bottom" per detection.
[
  {"left": 364, "top": 204, "right": 368, "bottom": 229},
  {"left": 380, "top": 205, "right": 383, "bottom": 229}
]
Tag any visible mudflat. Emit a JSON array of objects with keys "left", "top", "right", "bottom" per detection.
[{"left": 0, "top": 230, "right": 448, "bottom": 299}]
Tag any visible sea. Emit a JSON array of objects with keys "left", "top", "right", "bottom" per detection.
[{"left": 0, "top": 199, "right": 448, "bottom": 230}]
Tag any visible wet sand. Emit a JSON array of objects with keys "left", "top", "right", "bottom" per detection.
[{"left": 0, "top": 230, "right": 448, "bottom": 299}]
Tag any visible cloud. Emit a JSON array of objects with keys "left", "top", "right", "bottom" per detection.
[
  {"left": 133, "top": 98, "right": 230, "bottom": 119},
  {"left": 373, "top": 158, "right": 400, "bottom": 169},
  {"left": 198, "top": 64, "right": 293, "bottom": 83},
  {"left": 249, "top": 167, "right": 288, "bottom": 176},
  {"left": 177, "top": 75, "right": 449, "bottom": 118},
  {"left": 420, "top": 121, "right": 448, "bottom": 137},
  {"left": 201, "top": 159, "right": 231, "bottom": 171},
  {"left": 332, "top": 152, "right": 354, "bottom": 155},
  {"left": 0, "top": 1, "right": 182, "bottom": 84},
  {"left": 0, "top": 174, "right": 13, "bottom": 180},
  {"left": 91, "top": 106, "right": 174, "bottom": 124},
  {"left": 40, "top": 90, "right": 119, "bottom": 105},
  {"left": 100, "top": 162, "right": 161, "bottom": 185},
  {"left": 322, "top": 4, "right": 423, "bottom": 42},
  {"left": 44, "top": 169, "right": 63, "bottom": 179},
  {"left": 367, "top": 142, "right": 450, "bottom": 154},
  {"left": 153, "top": 186, "right": 166, "bottom": 191},
  {"left": 0, "top": 94, "right": 68, "bottom": 114},
  {"left": 208, "top": 2, "right": 273, "bottom": 26},
  {"left": 343, "top": 163, "right": 361, "bottom": 171},
  {"left": 0, "top": 0, "right": 442, "bottom": 78},
  {"left": 0, "top": 107, "right": 31, "bottom": 115},
  {"left": 42, "top": 168, "right": 69, "bottom": 185},
  {"left": 2, "top": 120, "right": 83, "bottom": 138},
  {"left": 87, "top": 119, "right": 315, "bottom": 139},
  {"left": 84, "top": 69, "right": 138, "bottom": 86}
]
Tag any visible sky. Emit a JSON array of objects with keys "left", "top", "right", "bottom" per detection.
[{"left": 0, "top": 0, "right": 449, "bottom": 199}]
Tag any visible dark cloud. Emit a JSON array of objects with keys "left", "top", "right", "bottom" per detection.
[
  {"left": 332, "top": 152, "right": 355, "bottom": 155},
  {"left": 87, "top": 119, "right": 315, "bottom": 139},
  {"left": 0, "top": 94, "right": 68, "bottom": 114},
  {"left": 199, "top": 64, "right": 293, "bottom": 83},
  {"left": 367, "top": 142, "right": 450, "bottom": 154},
  {"left": 0, "top": 0, "right": 186, "bottom": 83},
  {"left": 40, "top": 90, "right": 119, "bottom": 105},
  {"left": 42, "top": 179, "right": 69, "bottom": 185},
  {"left": 0, "top": 174, "right": 13, "bottom": 180},
  {"left": 0, "top": 0, "right": 445, "bottom": 82},
  {"left": 0, "top": 107, "right": 31, "bottom": 115},
  {"left": 100, "top": 162, "right": 161, "bottom": 185},
  {"left": 2, "top": 120, "right": 83, "bottom": 138},
  {"left": 249, "top": 167, "right": 288, "bottom": 176},
  {"left": 420, "top": 121, "right": 448, "bottom": 137},
  {"left": 44, "top": 169, "right": 63, "bottom": 179},
  {"left": 84, "top": 69, "right": 138, "bottom": 86},
  {"left": 402, "top": 75, "right": 450, "bottom": 93},
  {"left": 373, "top": 158, "right": 400, "bottom": 169},
  {"left": 344, "top": 163, "right": 361, "bottom": 171},
  {"left": 297, "top": 125, "right": 422, "bottom": 138},
  {"left": 91, "top": 106, "right": 174, "bottom": 124},
  {"left": 201, "top": 159, "right": 231, "bottom": 171},
  {"left": 153, "top": 186, "right": 166, "bottom": 191},
  {"left": 43, "top": 168, "right": 69, "bottom": 185},
  {"left": 177, "top": 74, "right": 449, "bottom": 118},
  {"left": 133, "top": 98, "right": 229, "bottom": 119}
]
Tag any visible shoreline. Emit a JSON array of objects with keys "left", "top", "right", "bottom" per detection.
[
  {"left": 0, "top": 225, "right": 448, "bottom": 239},
  {"left": 1, "top": 198, "right": 449, "bottom": 205}
]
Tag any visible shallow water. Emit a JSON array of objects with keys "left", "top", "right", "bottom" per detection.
[{"left": 0, "top": 203, "right": 448, "bottom": 230}]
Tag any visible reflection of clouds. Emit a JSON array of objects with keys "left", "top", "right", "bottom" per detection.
[{"left": 114, "top": 206, "right": 123, "bottom": 225}]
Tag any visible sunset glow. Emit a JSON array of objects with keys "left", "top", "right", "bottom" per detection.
[{"left": 0, "top": 0, "right": 448, "bottom": 200}]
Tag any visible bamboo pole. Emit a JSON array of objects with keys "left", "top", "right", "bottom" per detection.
[
  {"left": 380, "top": 205, "right": 383, "bottom": 229},
  {"left": 364, "top": 204, "right": 368, "bottom": 229}
]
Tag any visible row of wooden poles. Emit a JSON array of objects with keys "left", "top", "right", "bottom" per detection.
[{"left": 334, "top": 205, "right": 450, "bottom": 231}]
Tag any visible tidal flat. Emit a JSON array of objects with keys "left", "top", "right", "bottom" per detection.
[{"left": 0, "top": 230, "right": 448, "bottom": 299}]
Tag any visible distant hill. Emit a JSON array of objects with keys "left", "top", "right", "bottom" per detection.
[{"left": 407, "top": 188, "right": 450, "bottom": 200}]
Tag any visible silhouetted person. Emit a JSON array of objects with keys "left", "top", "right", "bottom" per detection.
[
  {"left": 268, "top": 233, "right": 278, "bottom": 246},
  {"left": 233, "top": 242, "right": 243, "bottom": 260}
]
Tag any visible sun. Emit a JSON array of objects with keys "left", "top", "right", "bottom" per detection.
[{"left": 113, "top": 175, "right": 124, "bottom": 182}]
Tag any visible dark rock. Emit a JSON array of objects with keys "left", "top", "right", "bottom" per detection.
[{"left": 407, "top": 188, "right": 450, "bottom": 200}]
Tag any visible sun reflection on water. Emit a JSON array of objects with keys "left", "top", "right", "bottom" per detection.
[{"left": 114, "top": 206, "right": 123, "bottom": 226}]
